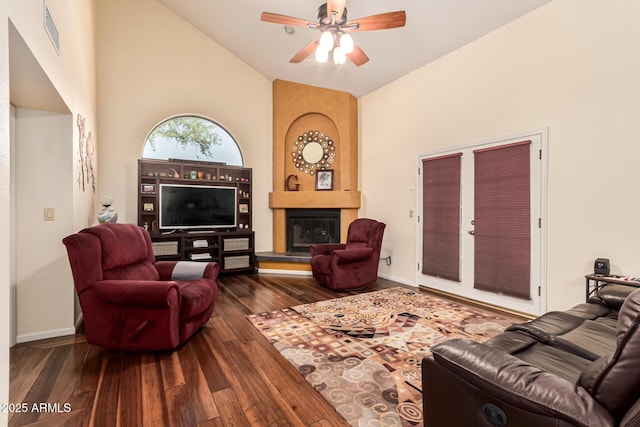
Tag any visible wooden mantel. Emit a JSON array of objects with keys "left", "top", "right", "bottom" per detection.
[{"left": 269, "top": 190, "right": 361, "bottom": 209}]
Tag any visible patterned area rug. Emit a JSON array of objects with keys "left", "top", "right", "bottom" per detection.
[{"left": 247, "top": 287, "right": 523, "bottom": 427}]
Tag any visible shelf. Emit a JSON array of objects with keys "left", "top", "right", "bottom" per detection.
[
  {"left": 139, "top": 159, "right": 254, "bottom": 273},
  {"left": 141, "top": 177, "right": 250, "bottom": 185},
  {"left": 269, "top": 190, "right": 361, "bottom": 209}
]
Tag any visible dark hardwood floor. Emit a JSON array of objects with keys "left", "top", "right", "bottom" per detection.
[{"left": 9, "top": 274, "right": 412, "bottom": 426}]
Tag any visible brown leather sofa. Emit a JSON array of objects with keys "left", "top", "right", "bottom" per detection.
[{"left": 422, "top": 283, "right": 640, "bottom": 427}]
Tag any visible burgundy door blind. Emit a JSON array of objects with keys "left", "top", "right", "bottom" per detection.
[
  {"left": 422, "top": 153, "right": 462, "bottom": 282},
  {"left": 473, "top": 141, "right": 531, "bottom": 300}
]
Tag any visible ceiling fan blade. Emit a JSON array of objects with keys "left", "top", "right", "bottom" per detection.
[
  {"left": 290, "top": 38, "right": 319, "bottom": 63},
  {"left": 261, "top": 12, "right": 315, "bottom": 28},
  {"left": 327, "top": 0, "right": 347, "bottom": 21},
  {"left": 347, "top": 11, "right": 406, "bottom": 32},
  {"left": 347, "top": 44, "right": 369, "bottom": 67}
]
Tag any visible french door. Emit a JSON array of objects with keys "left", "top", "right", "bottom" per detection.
[{"left": 417, "top": 130, "right": 546, "bottom": 315}]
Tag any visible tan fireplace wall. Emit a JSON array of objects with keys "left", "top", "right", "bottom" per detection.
[{"left": 269, "top": 80, "right": 361, "bottom": 252}]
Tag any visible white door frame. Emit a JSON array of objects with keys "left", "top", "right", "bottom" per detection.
[
  {"left": 10, "top": 105, "right": 16, "bottom": 346},
  {"left": 416, "top": 129, "right": 548, "bottom": 316}
]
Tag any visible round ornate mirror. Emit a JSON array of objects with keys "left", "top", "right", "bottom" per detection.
[
  {"left": 302, "top": 141, "right": 324, "bottom": 163},
  {"left": 291, "top": 130, "right": 336, "bottom": 175}
]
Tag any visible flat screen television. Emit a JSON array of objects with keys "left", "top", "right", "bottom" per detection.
[{"left": 159, "top": 184, "right": 237, "bottom": 230}]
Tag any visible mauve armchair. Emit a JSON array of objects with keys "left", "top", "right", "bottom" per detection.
[
  {"left": 62, "top": 223, "right": 218, "bottom": 351},
  {"left": 310, "top": 218, "right": 386, "bottom": 290}
]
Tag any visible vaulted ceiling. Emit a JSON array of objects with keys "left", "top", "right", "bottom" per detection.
[{"left": 158, "top": 0, "right": 553, "bottom": 97}]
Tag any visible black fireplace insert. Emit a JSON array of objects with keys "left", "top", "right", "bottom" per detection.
[{"left": 286, "top": 209, "right": 340, "bottom": 253}]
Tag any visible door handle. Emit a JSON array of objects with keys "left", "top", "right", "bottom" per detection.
[{"left": 468, "top": 230, "right": 475, "bottom": 235}]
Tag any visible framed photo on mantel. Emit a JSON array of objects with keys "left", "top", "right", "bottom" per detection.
[{"left": 316, "top": 170, "right": 333, "bottom": 191}]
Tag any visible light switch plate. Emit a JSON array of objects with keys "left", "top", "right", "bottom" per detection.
[{"left": 44, "top": 208, "right": 55, "bottom": 221}]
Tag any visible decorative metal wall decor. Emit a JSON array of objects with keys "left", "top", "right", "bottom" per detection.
[
  {"left": 291, "top": 130, "right": 336, "bottom": 175},
  {"left": 77, "top": 114, "right": 96, "bottom": 193}
]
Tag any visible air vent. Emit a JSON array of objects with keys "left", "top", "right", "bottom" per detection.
[{"left": 43, "top": 1, "right": 60, "bottom": 53}]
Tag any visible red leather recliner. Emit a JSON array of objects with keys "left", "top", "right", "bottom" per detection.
[
  {"left": 310, "top": 218, "right": 386, "bottom": 290},
  {"left": 62, "top": 223, "right": 218, "bottom": 350}
]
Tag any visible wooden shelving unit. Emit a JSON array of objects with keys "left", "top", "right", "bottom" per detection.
[{"left": 138, "top": 159, "right": 254, "bottom": 274}]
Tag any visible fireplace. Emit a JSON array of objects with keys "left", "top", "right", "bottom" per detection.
[{"left": 286, "top": 209, "right": 340, "bottom": 253}]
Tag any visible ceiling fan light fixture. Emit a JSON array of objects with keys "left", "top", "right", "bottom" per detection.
[
  {"left": 262, "top": 3, "right": 406, "bottom": 67},
  {"left": 315, "top": 45, "right": 329, "bottom": 63},
  {"left": 333, "top": 46, "right": 347, "bottom": 64},
  {"left": 319, "top": 30, "right": 334, "bottom": 51},
  {"left": 339, "top": 32, "right": 354, "bottom": 54}
]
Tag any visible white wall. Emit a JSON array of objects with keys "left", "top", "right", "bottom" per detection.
[
  {"left": 1, "top": 0, "right": 11, "bottom": 422},
  {"left": 15, "top": 109, "right": 75, "bottom": 341},
  {"left": 361, "top": 0, "right": 640, "bottom": 311},
  {"left": 8, "top": 0, "right": 98, "bottom": 342},
  {"left": 97, "top": 0, "right": 273, "bottom": 251}
]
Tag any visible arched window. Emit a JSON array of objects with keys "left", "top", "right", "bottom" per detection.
[{"left": 142, "top": 115, "right": 243, "bottom": 165}]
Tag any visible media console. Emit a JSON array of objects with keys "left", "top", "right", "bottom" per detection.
[
  {"left": 138, "top": 159, "right": 255, "bottom": 274},
  {"left": 150, "top": 230, "right": 255, "bottom": 274}
]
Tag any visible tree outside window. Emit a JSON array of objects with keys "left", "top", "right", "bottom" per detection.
[{"left": 142, "top": 116, "right": 243, "bottom": 165}]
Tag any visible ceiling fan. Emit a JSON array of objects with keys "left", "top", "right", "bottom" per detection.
[{"left": 261, "top": 0, "right": 406, "bottom": 67}]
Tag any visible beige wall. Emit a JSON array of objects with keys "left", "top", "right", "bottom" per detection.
[
  {"left": 361, "top": 0, "right": 640, "bottom": 311},
  {"left": 8, "top": 0, "right": 98, "bottom": 341},
  {"left": 97, "top": 0, "right": 273, "bottom": 251}
]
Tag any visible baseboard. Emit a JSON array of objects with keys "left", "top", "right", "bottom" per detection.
[
  {"left": 256, "top": 271, "right": 418, "bottom": 282},
  {"left": 419, "top": 285, "right": 535, "bottom": 320},
  {"left": 74, "top": 313, "right": 84, "bottom": 330},
  {"left": 16, "top": 327, "right": 76, "bottom": 344},
  {"left": 378, "top": 273, "right": 418, "bottom": 287},
  {"left": 257, "top": 268, "right": 313, "bottom": 276}
]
